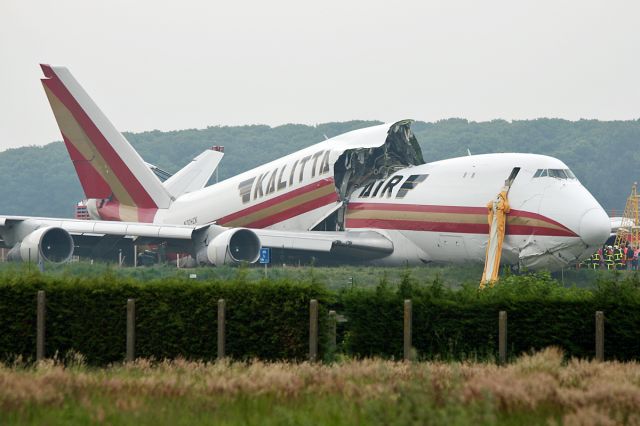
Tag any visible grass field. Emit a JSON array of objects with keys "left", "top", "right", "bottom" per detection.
[{"left": 2, "top": 348, "right": 639, "bottom": 425}]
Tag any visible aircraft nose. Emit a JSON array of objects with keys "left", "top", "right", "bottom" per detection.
[{"left": 579, "top": 208, "right": 610, "bottom": 247}]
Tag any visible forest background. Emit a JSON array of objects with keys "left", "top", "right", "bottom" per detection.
[{"left": 1, "top": 118, "right": 638, "bottom": 218}]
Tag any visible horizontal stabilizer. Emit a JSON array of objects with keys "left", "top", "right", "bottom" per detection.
[{"left": 164, "top": 148, "right": 224, "bottom": 197}]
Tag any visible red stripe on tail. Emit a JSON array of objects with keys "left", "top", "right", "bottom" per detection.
[
  {"left": 63, "top": 135, "right": 111, "bottom": 199},
  {"left": 41, "top": 71, "right": 157, "bottom": 208}
]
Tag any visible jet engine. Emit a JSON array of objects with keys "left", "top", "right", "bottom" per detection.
[
  {"left": 197, "top": 227, "right": 261, "bottom": 266},
  {"left": 7, "top": 226, "right": 74, "bottom": 263}
]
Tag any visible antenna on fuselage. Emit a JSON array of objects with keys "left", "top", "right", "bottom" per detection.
[
  {"left": 504, "top": 167, "right": 520, "bottom": 188},
  {"left": 467, "top": 148, "right": 472, "bottom": 156}
]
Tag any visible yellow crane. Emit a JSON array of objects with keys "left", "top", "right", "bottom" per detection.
[{"left": 614, "top": 182, "right": 639, "bottom": 250}]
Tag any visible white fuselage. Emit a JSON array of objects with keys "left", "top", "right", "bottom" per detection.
[
  {"left": 341, "top": 153, "right": 608, "bottom": 270},
  {"left": 109, "top": 148, "right": 608, "bottom": 270}
]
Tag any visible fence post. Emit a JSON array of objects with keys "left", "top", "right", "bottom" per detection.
[
  {"left": 36, "top": 291, "right": 46, "bottom": 361},
  {"left": 404, "top": 299, "right": 413, "bottom": 361},
  {"left": 126, "top": 299, "right": 136, "bottom": 362},
  {"left": 498, "top": 311, "right": 507, "bottom": 364},
  {"left": 217, "top": 299, "right": 226, "bottom": 359},
  {"left": 328, "top": 310, "right": 337, "bottom": 357},
  {"left": 595, "top": 311, "right": 604, "bottom": 362},
  {"left": 309, "top": 299, "right": 318, "bottom": 362}
]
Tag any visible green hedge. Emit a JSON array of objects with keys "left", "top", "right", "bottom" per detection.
[
  {"left": 2, "top": 268, "right": 640, "bottom": 364},
  {"left": 0, "top": 270, "right": 331, "bottom": 365},
  {"left": 342, "top": 272, "right": 640, "bottom": 361}
]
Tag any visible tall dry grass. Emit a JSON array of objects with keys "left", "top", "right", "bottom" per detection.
[{"left": 1, "top": 348, "right": 640, "bottom": 425}]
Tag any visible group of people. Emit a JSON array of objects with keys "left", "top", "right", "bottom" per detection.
[{"left": 581, "top": 242, "right": 639, "bottom": 270}]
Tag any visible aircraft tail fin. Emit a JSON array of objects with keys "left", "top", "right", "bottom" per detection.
[{"left": 40, "top": 64, "right": 172, "bottom": 221}]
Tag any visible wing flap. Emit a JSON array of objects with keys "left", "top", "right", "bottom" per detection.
[
  {"left": 257, "top": 230, "right": 335, "bottom": 252},
  {"left": 254, "top": 228, "right": 394, "bottom": 260}
]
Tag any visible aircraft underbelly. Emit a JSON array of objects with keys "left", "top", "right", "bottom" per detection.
[
  {"left": 364, "top": 228, "right": 587, "bottom": 271},
  {"left": 394, "top": 230, "right": 487, "bottom": 264}
]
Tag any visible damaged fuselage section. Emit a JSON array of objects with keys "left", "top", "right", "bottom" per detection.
[
  {"left": 160, "top": 120, "right": 427, "bottom": 264},
  {"left": 334, "top": 120, "right": 424, "bottom": 202},
  {"left": 216, "top": 120, "right": 425, "bottom": 233},
  {"left": 316, "top": 120, "right": 425, "bottom": 231}
]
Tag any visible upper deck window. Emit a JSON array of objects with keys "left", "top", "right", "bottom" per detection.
[{"left": 533, "top": 169, "right": 576, "bottom": 180}]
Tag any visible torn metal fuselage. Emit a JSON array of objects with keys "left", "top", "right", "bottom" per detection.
[
  {"left": 318, "top": 120, "right": 425, "bottom": 231},
  {"left": 334, "top": 121, "right": 424, "bottom": 202},
  {"left": 159, "top": 120, "right": 425, "bottom": 263}
]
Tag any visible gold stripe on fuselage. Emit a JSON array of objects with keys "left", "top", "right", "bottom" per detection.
[
  {"left": 346, "top": 207, "right": 566, "bottom": 231},
  {"left": 223, "top": 184, "right": 336, "bottom": 227}
]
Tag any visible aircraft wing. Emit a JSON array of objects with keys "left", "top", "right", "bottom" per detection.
[
  {"left": 0, "top": 216, "right": 197, "bottom": 241},
  {"left": 253, "top": 228, "right": 394, "bottom": 261},
  {"left": 0, "top": 216, "right": 197, "bottom": 261},
  {"left": 0, "top": 216, "right": 261, "bottom": 265},
  {"left": 0, "top": 215, "right": 395, "bottom": 265}
]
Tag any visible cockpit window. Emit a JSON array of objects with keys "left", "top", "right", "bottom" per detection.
[
  {"left": 533, "top": 168, "right": 576, "bottom": 180},
  {"left": 548, "top": 169, "right": 566, "bottom": 179}
]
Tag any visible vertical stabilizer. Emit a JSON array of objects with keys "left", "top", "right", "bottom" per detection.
[{"left": 40, "top": 64, "right": 172, "bottom": 222}]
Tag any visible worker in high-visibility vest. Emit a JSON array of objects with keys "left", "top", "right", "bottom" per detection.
[
  {"left": 614, "top": 245, "right": 624, "bottom": 270},
  {"left": 591, "top": 251, "right": 601, "bottom": 269},
  {"left": 605, "top": 246, "right": 615, "bottom": 270}
]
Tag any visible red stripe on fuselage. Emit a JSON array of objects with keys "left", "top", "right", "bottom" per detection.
[
  {"left": 240, "top": 192, "right": 340, "bottom": 228},
  {"left": 216, "top": 178, "right": 339, "bottom": 227},
  {"left": 345, "top": 203, "right": 577, "bottom": 237},
  {"left": 96, "top": 200, "right": 157, "bottom": 223},
  {"left": 42, "top": 74, "right": 157, "bottom": 208},
  {"left": 348, "top": 203, "right": 487, "bottom": 215},
  {"left": 509, "top": 208, "right": 573, "bottom": 233},
  {"left": 345, "top": 218, "right": 576, "bottom": 237},
  {"left": 138, "top": 206, "right": 158, "bottom": 223}
]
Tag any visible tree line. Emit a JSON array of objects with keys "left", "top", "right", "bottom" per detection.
[{"left": 0, "top": 118, "right": 638, "bottom": 218}]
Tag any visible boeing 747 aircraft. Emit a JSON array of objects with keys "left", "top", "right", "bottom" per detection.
[{"left": 0, "top": 65, "right": 611, "bottom": 272}]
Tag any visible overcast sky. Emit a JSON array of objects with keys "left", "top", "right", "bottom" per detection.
[{"left": 1, "top": 0, "right": 638, "bottom": 151}]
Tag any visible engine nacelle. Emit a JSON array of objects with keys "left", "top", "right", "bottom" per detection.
[
  {"left": 7, "top": 226, "right": 74, "bottom": 263},
  {"left": 201, "top": 228, "right": 261, "bottom": 266}
]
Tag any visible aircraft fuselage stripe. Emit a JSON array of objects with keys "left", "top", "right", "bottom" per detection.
[
  {"left": 348, "top": 203, "right": 487, "bottom": 214},
  {"left": 217, "top": 178, "right": 339, "bottom": 227},
  {"left": 345, "top": 219, "right": 576, "bottom": 236},
  {"left": 345, "top": 203, "right": 577, "bottom": 237}
]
